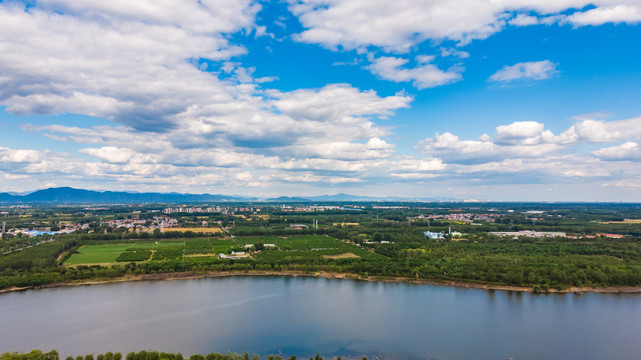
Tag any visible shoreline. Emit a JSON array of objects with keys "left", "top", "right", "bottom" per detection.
[{"left": 2, "top": 270, "right": 641, "bottom": 294}]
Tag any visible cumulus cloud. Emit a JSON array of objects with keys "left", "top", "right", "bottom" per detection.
[
  {"left": 289, "top": 0, "right": 641, "bottom": 52},
  {"left": 284, "top": 138, "right": 396, "bottom": 161},
  {"left": 422, "top": 117, "right": 641, "bottom": 163},
  {"left": 0, "top": 2, "right": 253, "bottom": 131},
  {"left": 558, "top": 117, "right": 641, "bottom": 143},
  {"left": 2, "top": 1, "right": 641, "bottom": 196},
  {"left": 509, "top": 14, "right": 540, "bottom": 26},
  {"left": 592, "top": 142, "right": 641, "bottom": 161},
  {"left": 489, "top": 60, "right": 558, "bottom": 82},
  {"left": 564, "top": 5, "right": 641, "bottom": 26},
  {"left": 416, "top": 129, "right": 560, "bottom": 165},
  {"left": 366, "top": 56, "right": 462, "bottom": 89},
  {"left": 410, "top": 115, "right": 641, "bottom": 189},
  {"left": 0, "top": 1, "right": 421, "bottom": 192}
]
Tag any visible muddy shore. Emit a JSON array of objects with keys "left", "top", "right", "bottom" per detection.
[{"left": 2, "top": 270, "right": 640, "bottom": 294}]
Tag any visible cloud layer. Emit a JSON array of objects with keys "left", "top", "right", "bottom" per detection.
[{"left": 0, "top": 0, "right": 640, "bottom": 199}]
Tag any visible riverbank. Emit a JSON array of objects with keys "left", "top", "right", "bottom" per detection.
[{"left": 2, "top": 270, "right": 641, "bottom": 294}]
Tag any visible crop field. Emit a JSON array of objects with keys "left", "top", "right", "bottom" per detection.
[
  {"left": 163, "top": 227, "right": 222, "bottom": 233},
  {"left": 599, "top": 219, "right": 641, "bottom": 224},
  {"left": 116, "top": 249, "right": 152, "bottom": 262},
  {"left": 184, "top": 238, "right": 214, "bottom": 254},
  {"left": 236, "top": 235, "right": 345, "bottom": 250},
  {"left": 63, "top": 235, "right": 383, "bottom": 266},
  {"left": 153, "top": 246, "right": 184, "bottom": 261},
  {"left": 235, "top": 235, "right": 386, "bottom": 262},
  {"left": 211, "top": 239, "right": 236, "bottom": 254},
  {"left": 130, "top": 241, "right": 185, "bottom": 249},
  {"left": 65, "top": 244, "right": 132, "bottom": 265}
]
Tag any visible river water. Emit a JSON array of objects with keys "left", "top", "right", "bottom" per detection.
[{"left": 1, "top": 276, "right": 640, "bottom": 359}]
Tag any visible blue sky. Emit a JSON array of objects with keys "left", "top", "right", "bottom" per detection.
[{"left": 1, "top": 0, "right": 641, "bottom": 201}]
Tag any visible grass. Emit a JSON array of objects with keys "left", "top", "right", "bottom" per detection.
[{"left": 65, "top": 244, "right": 132, "bottom": 265}]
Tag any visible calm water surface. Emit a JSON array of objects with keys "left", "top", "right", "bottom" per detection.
[{"left": 1, "top": 276, "right": 640, "bottom": 359}]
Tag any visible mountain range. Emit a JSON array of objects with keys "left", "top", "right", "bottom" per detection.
[{"left": 0, "top": 187, "right": 436, "bottom": 204}]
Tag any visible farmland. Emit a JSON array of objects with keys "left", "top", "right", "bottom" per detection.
[
  {"left": 65, "top": 244, "right": 132, "bottom": 265},
  {"left": 62, "top": 235, "right": 366, "bottom": 266},
  {"left": 163, "top": 227, "right": 222, "bottom": 233},
  {"left": 3, "top": 202, "right": 641, "bottom": 292}
]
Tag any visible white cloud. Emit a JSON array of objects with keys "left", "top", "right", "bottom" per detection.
[
  {"left": 509, "top": 14, "right": 540, "bottom": 26},
  {"left": 416, "top": 129, "right": 560, "bottom": 165},
  {"left": 366, "top": 56, "right": 462, "bottom": 89},
  {"left": 410, "top": 115, "right": 641, "bottom": 189},
  {"left": 495, "top": 121, "right": 554, "bottom": 145},
  {"left": 592, "top": 142, "right": 641, "bottom": 161},
  {"left": 558, "top": 117, "right": 641, "bottom": 143},
  {"left": 489, "top": 60, "right": 558, "bottom": 82},
  {"left": 270, "top": 84, "right": 411, "bottom": 123},
  {"left": 79, "top": 146, "right": 154, "bottom": 164},
  {"left": 602, "top": 179, "right": 641, "bottom": 189},
  {"left": 255, "top": 76, "right": 279, "bottom": 83},
  {"left": 390, "top": 173, "right": 442, "bottom": 180},
  {"left": 0, "top": 147, "right": 44, "bottom": 164},
  {"left": 36, "top": 0, "right": 260, "bottom": 34},
  {"left": 565, "top": 5, "right": 641, "bottom": 26},
  {"left": 2, "top": 1, "right": 641, "bottom": 197},
  {"left": 289, "top": 0, "right": 641, "bottom": 52},
  {"left": 284, "top": 138, "right": 396, "bottom": 161},
  {"left": 439, "top": 47, "right": 470, "bottom": 59}
]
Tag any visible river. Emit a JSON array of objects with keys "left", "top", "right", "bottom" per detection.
[{"left": 1, "top": 276, "right": 640, "bottom": 359}]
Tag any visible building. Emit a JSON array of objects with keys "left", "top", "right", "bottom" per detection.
[
  {"left": 490, "top": 230, "right": 566, "bottom": 238},
  {"left": 424, "top": 231, "right": 444, "bottom": 239}
]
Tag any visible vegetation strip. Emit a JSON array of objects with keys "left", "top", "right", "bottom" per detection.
[{"left": 3, "top": 203, "right": 641, "bottom": 293}]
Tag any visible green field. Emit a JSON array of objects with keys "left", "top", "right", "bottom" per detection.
[
  {"left": 65, "top": 244, "right": 133, "bottom": 265},
  {"left": 64, "top": 236, "right": 383, "bottom": 266},
  {"left": 131, "top": 241, "right": 185, "bottom": 249},
  {"left": 211, "top": 239, "right": 236, "bottom": 254},
  {"left": 65, "top": 239, "right": 229, "bottom": 265},
  {"left": 235, "top": 235, "right": 386, "bottom": 261}
]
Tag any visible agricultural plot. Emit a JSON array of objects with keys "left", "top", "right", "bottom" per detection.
[
  {"left": 64, "top": 235, "right": 382, "bottom": 266},
  {"left": 130, "top": 241, "right": 184, "bottom": 249},
  {"left": 153, "top": 246, "right": 184, "bottom": 261},
  {"left": 66, "top": 241, "right": 184, "bottom": 265},
  {"left": 184, "top": 238, "right": 215, "bottom": 255},
  {"left": 238, "top": 235, "right": 385, "bottom": 261},
  {"left": 236, "top": 235, "right": 343, "bottom": 250},
  {"left": 163, "top": 227, "right": 222, "bottom": 233},
  {"left": 65, "top": 244, "right": 132, "bottom": 265},
  {"left": 211, "top": 239, "right": 237, "bottom": 255},
  {"left": 116, "top": 249, "right": 152, "bottom": 262}
]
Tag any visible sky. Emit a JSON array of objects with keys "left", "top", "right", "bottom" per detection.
[{"left": 1, "top": 0, "right": 641, "bottom": 201}]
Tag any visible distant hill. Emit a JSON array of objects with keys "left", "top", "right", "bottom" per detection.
[
  {"left": 0, "top": 187, "right": 445, "bottom": 204},
  {"left": 307, "top": 193, "right": 386, "bottom": 201},
  {"left": 266, "top": 196, "right": 312, "bottom": 202},
  {"left": 0, "top": 187, "right": 248, "bottom": 204}
]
